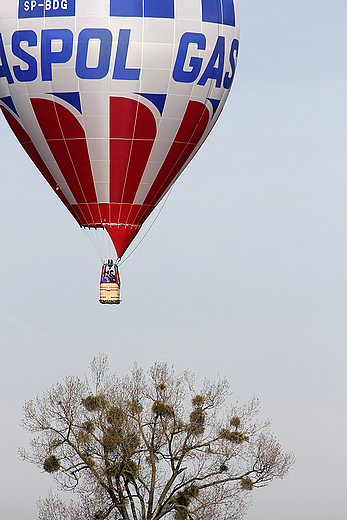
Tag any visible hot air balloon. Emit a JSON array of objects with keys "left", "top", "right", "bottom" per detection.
[{"left": 0, "top": 0, "right": 239, "bottom": 303}]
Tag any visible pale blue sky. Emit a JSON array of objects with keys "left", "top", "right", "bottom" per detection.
[{"left": 1, "top": 1, "right": 347, "bottom": 519}]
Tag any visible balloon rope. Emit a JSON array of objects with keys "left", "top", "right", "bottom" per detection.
[
  {"left": 82, "top": 227, "right": 104, "bottom": 262},
  {"left": 119, "top": 186, "right": 174, "bottom": 265}
]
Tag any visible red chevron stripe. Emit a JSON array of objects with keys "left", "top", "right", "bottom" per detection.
[{"left": 143, "top": 100, "right": 209, "bottom": 207}]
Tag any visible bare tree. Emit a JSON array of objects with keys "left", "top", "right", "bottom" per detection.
[{"left": 20, "top": 354, "right": 294, "bottom": 520}]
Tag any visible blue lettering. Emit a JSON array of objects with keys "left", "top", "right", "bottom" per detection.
[
  {"left": 12, "top": 30, "right": 38, "bottom": 82},
  {"left": 0, "top": 27, "right": 237, "bottom": 88},
  {"left": 76, "top": 29, "right": 112, "bottom": 80},
  {"left": 18, "top": 0, "right": 75, "bottom": 18},
  {"left": 223, "top": 38, "right": 238, "bottom": 89},
  {"left": 112, "top": 29, "right": 140, "bottom": 81},
  {"left": 173, "top": 32, "right": 206, "bottom": 84},
  {"left": 0, "top": 33, "right": 14, "bottom": 84},
  {"left": 197, "top": 35, "right": 225, "bottom": 88},
  {"left": 41, "top": 29, "right": 73, "bottom": 81}
]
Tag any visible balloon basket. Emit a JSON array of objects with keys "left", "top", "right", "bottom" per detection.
[
  {"left": 99, "top": 283, "right": 121, "bottom": 305},
  {"left": 99, "top": 261, "right": 121, "bottom": 305}
]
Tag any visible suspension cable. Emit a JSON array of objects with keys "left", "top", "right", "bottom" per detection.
[{"left": 119, "top": 186, "right": 174, "bottom": 265}]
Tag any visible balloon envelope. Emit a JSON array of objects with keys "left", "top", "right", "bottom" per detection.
[{"left": 0, "top": 0, "right": 239, "bottom": 257}]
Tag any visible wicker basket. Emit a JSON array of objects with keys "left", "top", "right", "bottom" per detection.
[{"left": 99, "top": 283, "right": 121, "bottom": 304}]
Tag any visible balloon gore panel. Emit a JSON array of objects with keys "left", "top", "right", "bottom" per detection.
[
  {"left": 143, "top": 101, "right": 210, "bottom": 207},
  {"left": 31, "top": 99, "right": 98, "bottom": 215},
  {"left": 110, "top": 97, "right": 157, "bottom": 205}
]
